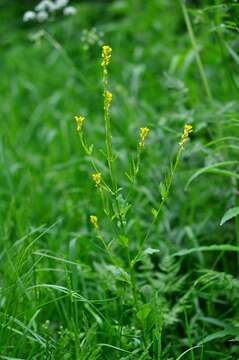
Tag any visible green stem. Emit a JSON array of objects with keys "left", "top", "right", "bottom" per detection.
[
  {"left": 133, "top": 146, "right": 183, "bottom": 265},
  {"left": 126, "top": 245, "right": 138, "bottom": 309},
  {"left": 180, "top": 1, "right": 213, "bottom": 104},
  {"left": 102, "top": 69, "right": 126, "bottom": 233},
  {"left": 103, "top": 70, "right": 115, "bottom": 190}
]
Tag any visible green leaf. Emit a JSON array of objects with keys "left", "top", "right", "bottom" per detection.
[
  {"left": 176, "top": 346, "right": 201, "bottom": 360},
  {"left": 105, "top": 265, "right": 130, "bottom": 283},
  {"left": 151, "top": 208, "right": 159, "bottom": 219},
  {"left": 132, "top": 248, "right": 160, "bottom": 266},
  {"left": 136, "top": 303, "right": 151, "bottom": 323},
  {"left": 198, "top": 328, "right": 239, "bottom": 345},
  {"left": 159, "top": 182, "right": 167, "bottom": 200},
  {"left": 173, "top": 244, "right": 239, "bottom": 257},
  {"left": 88, "top": 144, "right": 94, "bottom": 154},
  {"left": 118, "top": 235, "right": 129, "bottom": 248},
  {"left": 144, "top": 247, "right": 160, "bottom": 255},
  {"left": 220, "top": 207, "right": 239, "bottom": 226},
  {"left": 185, "top": 161, "right": 239, "bottom": 190},
  {"left": 125, "top": 171, "right": 133, "bottom": 182}
]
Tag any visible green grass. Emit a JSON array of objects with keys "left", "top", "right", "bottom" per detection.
[{"left": 1, "top": 0, "right": 239, "bottom": 358}]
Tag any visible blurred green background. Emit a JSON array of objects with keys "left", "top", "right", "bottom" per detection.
[{"left": 0, "top": 0, "right": 239, "bottom": 359}]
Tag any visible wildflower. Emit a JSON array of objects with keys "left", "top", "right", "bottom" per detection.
[
  {"left": 101, "top": 45, "right": 112, "bottom": 68},
  {"left": 104, "top": 90, "right": 113, "bottom": 111},
  {"left": 139, "top": 127, "right": 150, "bottom": 148},
  {"left": 179, "top": 124, "right": 193, "bottom": 147},
  {"left": 63, "top": 6, "right": 77, "bottom": 16},
  {"left": 36, "top": 10, "right": 48, "bottom": 22},
  {"left": 92, "top": 172, "right": 102, "bottom": 186},
  {"left": 23, "top": 11, "right": 36, "bottom": 22},
  {"left": 74, "top": 115, "right": 85, "bottom": 132},
  {"left": 90, "top": 215, "right": 98, "bottom": 229},
  {"left": 54, "top": 0, "right": 69, "bottom": 10},
  {"left": 35, "top": 0, "right": 55, "bottom": 12}
]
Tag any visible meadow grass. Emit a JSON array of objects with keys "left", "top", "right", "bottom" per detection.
[{"left": 0, "top": 0, "right": 239, "bottom": 359}]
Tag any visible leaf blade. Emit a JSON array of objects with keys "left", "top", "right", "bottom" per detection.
[{"left": 220, "top": 207, "right": 239, "bottom": 226}]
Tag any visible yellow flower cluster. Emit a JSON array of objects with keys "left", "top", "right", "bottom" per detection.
[
  {"left": 179, "top": 124, "right": 193, "bottom": 147},
  {"left": 90, "top": 215, "right": 98, "bottom": 229},
  {"left": 104, "top": 90, "right": 113, "bottom": 111},
  {"left": 101, "top": 45, "right": 112, "bottom": 67},
  {"left": 74, "top": 115, "right": 85, "bottom": 132},
  {"left": 92, "top": 172, "right": 102, "bottom": 186},
  {"left": 139, "top": 127, "right": 150, "bottom": 148}
]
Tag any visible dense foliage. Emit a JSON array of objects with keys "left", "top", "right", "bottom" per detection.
[{"left": 1, "top": 1, "right": 239, "bottom": 359}]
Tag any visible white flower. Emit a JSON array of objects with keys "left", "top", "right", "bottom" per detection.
[
  {"left": 63, "top": 6, "right": 77, "bottom": 16},
  {"left": 36, "top": 10, "right": 48, "bottom": 22},
  {"left": 54, "top": 0, "right": 69, "bottom": 10},
  {"left": 23, "top": 11, "right": 36, "bottom": 22},
  {"left": 35, "top": 0, "right": 55, "bottom": 12}
]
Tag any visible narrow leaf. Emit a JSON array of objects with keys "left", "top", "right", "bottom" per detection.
[
  {"left": 220, "top": 207, "right": 239, "bottom": 226},
  {"left": 173, "top": 244, "right": 239, "bottom": 257}
]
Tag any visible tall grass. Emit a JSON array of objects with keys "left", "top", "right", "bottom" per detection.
[{"left": 0, "top": 0, "right": 239, "bottom": 359}]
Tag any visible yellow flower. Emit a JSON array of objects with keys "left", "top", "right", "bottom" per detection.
[
  {"left": 104, "top": 90, "right": 113, "bottom": 111},
  {"left": 139, "top": 127, "right": 150, "bottom": 148},
  {"left": 74, "top": 115, "right": 85, "bottom": 132},
  {"left": 90, "top": 215, "right": 98, "bottom": 229},
  {"left": 179, "top": 124, "right": 193, "bottom": 147},
  {"left": 92, "top": 172, "right": 102, "bottom": 186},
  {"left": 101, "top": 45, "right": 112, "bottom": 67}
]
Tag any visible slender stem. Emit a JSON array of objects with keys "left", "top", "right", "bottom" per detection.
[
  {"left": 133, "top": 146, "right": 183, "bottom": 265},
  {"left": 102, "top": 69, "right": 126, "bottom": 233},
  {"left": 103, "top": 70, "right": 115, "bottom": 190},
  {"left": 180, "top": 1, "right": 213, "bottom": 104},
  {"left": 95, "top": 227, "right": 119, "bottom": 267}
]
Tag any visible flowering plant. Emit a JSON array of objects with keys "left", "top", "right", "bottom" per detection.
[{"left": 23, "top": 0, "right": 77, "bottom": 23}]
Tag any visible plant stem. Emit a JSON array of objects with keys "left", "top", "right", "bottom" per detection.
[{"left": 180, "top": 1, "right": 213, "bottom": 104}]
